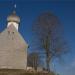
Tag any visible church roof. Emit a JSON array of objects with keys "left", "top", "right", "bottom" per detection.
[{"left": 0, "top": 25, "right": 28, "bottom": 50}]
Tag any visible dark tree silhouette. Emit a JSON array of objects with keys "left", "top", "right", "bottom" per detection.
[{"left": 32, "top": 12, "right": 68, "bottom": 72}]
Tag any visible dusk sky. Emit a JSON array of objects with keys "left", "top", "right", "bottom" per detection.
[{"left": 0, "top": 0, "right": 75, "bottom": 75}]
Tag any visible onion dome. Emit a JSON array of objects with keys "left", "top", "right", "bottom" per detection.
[{"left": 7, "top": 11, "right": 20, "bottom": 23}]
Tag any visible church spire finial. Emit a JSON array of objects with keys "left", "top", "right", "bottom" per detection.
[
  {"left": 13, "top": 4, "right": 16, "bottom": 14},
  {"left": 14, "top": 4, "right": 16, "bottom": 9}
]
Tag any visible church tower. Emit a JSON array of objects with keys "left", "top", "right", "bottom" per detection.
[
  {"left": 7, "top": 4, "right": 20, "bottom": 31},
  {"left": 0, "top": 5, "right": 28, "bottom": 69},
  {"left": 7, "top": 11, "right": 20, "bottom": 30}
]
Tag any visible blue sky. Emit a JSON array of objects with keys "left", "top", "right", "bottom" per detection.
[{"left": 0, "top": 0, "right": 75, "bottom": 75}]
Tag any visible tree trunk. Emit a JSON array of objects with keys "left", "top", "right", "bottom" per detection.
[{"left": 46, "top": 56, "right": 50, "bottom": 72}]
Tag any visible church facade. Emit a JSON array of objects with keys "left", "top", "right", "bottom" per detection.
[{"left": 0, "top": 11, "right": 28, "bottom": 69}]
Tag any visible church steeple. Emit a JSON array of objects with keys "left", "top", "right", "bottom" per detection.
[{"left": 7, "top": 4, "right": 20, "bottom": 31}]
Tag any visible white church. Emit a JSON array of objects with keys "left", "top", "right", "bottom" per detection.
[{"left": 0, "top": 9, "right": 28, "bottom": 69}]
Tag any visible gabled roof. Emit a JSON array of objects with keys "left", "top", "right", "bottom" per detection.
[{"left": 0, "top": 25, "right": 28, "bottom": 50}]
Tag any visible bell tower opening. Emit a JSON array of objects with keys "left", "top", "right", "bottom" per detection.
[{"left": 7, "top": 21, "right": 19, "bottom": 30}]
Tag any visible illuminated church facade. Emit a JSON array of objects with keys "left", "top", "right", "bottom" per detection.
[{"left": 0, "top": 9, "right": 28, "bottom": 69}]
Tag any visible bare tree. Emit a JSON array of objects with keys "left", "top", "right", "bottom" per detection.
[
  {"left": 32, "top": 12, "right": 68, "bottom": 72},
  {"left": 27, "top": 52, "right": 41, "bottom": 70}
]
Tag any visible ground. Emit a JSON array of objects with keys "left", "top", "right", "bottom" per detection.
[{"left": 0, "top": 69, "right": 56, "bottom": 75}]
